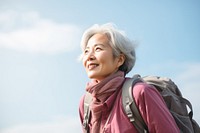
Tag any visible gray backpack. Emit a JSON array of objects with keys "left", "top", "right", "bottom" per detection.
[{"left": 83, "top": 75, "right": 200, "bottom": 133}]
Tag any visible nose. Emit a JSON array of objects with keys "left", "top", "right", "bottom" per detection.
[{"left": 85, "top": 50, "right": 95, "bottom": 61}]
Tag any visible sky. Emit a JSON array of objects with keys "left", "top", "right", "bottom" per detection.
[{"left": 0, "top": 0, "right": 200, "bottom": 132}]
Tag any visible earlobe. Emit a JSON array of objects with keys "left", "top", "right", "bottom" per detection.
[{"left": 117, "top": 54, "right": 125, "bottom": 67}]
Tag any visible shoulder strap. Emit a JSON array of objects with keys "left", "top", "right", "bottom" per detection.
[
  {"left": 83, "top": 92, "right": 93, "bottom": 133},
  {"left": 122, "top": 75, "right": 148, "bottom": 133}
]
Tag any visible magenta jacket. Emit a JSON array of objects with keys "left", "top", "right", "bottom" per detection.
[{"left": 79, "top": 79, "right": 179, "bottom": 133}]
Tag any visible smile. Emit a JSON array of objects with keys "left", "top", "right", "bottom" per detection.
[{"left": 88, "top": 63, "right": 99, "bottom": 70}]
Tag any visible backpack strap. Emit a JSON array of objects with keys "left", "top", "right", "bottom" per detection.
[
  {"left": 83, "top": 92, "right": 93, "bottom": 133},
  {"left": 122, "top": 75, "right": 148, "bottom": 133}
]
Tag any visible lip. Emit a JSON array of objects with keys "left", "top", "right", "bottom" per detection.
[{"left": 87, "top": 63, "right": 99, "bottom": 70}]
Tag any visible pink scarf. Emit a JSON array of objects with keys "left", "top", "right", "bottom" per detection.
[{"left": 86, "top": 71, "right": 125, "bottom": 133}]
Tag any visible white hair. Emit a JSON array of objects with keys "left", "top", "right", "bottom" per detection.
[{"left": 80, "top": 23, "right": 136, "bottom": 74}]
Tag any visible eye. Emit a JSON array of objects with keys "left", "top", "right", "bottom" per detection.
[
  {"left": 95, "top": 47, "right": 102, "bottom": 52},
  {"left": 84, "top": 49, "right": 89, "bottom": 54}
]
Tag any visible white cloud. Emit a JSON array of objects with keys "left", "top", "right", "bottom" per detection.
[
  {"left": 136, "top": 61, "right": 200, "bottom": 124},
  {"left": 175, "top": 62, "right": 200, "bottom": 88},
  {"left": 0, "top": 116, "right": 82, "bottom": 133},
  {"left": 148, "top": 61, "right": 200, "bottom": 124},
  {"left": 173, "top": 62, "right": 200, "bottom": 124},
  {"left": 0, "top": 10, "right": 81, "bottom": 54},
  {"left": 0, "top": 62, "right": 199, "bottom": 132}
]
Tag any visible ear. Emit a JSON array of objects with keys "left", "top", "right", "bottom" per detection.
[{"left": 117, "top": 54, "right": 125, "bottom": 68}]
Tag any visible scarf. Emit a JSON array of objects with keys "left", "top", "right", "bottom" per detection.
[{"left": 86, "top": 71, "right": 125, "bottom": 133}]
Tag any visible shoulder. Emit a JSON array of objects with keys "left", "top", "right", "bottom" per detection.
[
  {"left": 133, "top": 82, "right": 156, "bottom": 96},
  {"left": 132, "top": 81, "right": 163, "bottom": 104},
  {"left": 79, "top": 95, "right": 86, "bottom": 114},
  {"left": 79, "top": 94, "right": 86, "bottom": 106}
]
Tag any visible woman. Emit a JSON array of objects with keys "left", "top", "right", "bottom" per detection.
[{"left": 79, "top": 23, "right": 179, "bottom": 133}]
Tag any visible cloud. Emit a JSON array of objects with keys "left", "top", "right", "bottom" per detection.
[
  {"left": 0, "top": 10, "right": 81, "bottom": 54},
  {"left": 136, "top": 61, "right": 200, "bottom": 123},
  {"left": 150, "top": 61, "right": 200, "bottom": 124},
  {"left": 0, "top": 61, "right": 199, "bottom": 132},
  {"left": 0, "top": 116, "right": 82, "bottom": 133},
  {"left": 173, "top": 62, "right": 200, "bottom": 124},
  {"left": 175, "top": 62, "right": 200, "bottom": 89}
]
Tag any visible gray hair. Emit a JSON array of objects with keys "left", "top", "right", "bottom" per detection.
[{"left": 80, "top": 23, "right": 136, "bottom": 74}]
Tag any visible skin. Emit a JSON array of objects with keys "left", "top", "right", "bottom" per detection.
[{"left": 82, "top": 33, "right": 125, "bottom": 83}]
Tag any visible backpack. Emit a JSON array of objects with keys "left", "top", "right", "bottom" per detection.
[{"left": 83, "top": 75, "right": 200, "bottom": 133}]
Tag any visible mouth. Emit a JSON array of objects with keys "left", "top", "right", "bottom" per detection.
[{"left": 88, "top": 63, "right": 99, "bottom": 70}]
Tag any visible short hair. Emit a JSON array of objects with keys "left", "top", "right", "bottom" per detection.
[{"left": 80, "top": 23, "right": 136, "bottom": 74}]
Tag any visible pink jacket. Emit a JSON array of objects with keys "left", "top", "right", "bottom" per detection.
[{"left": 79, "top": 79, "right": 179, "bottom": 133}]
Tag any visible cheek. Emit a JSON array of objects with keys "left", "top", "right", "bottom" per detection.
[
  {"left": 101, "top": 57, "right": 114, "bottom": 68},
  {"left": 82, "top": 58, "right": 87, "bottom": 68}
]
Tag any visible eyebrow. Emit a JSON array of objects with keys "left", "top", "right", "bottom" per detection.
[{"left": 85, "top": 43, "right": 106, "bottom": 49}]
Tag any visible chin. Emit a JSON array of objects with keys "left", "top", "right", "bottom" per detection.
[
  {"left": 87, "top": 74, "right": 97, "bottom": 79},
  {"left": 87, "top": 71, "right": 96, "bottom": 78},
  {"left": 87, "top": 73, "right": 100, "bottom": 81}
]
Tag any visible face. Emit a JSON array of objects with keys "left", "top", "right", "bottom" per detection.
[{"left": 82, "top": 33, "right": 124, "bottom": 82}]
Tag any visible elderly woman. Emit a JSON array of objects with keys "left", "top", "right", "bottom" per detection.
[{"left": 79, "top": 23, "right": 179, "bottom": 133}]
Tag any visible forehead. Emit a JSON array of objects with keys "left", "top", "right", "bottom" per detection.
[{"left": 86, "top": 33, "right": 110, "bottom": 48}]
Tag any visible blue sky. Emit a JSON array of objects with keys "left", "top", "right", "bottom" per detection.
[{"left": 0, "top": 0, "right": 200, "bottom": 132}]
